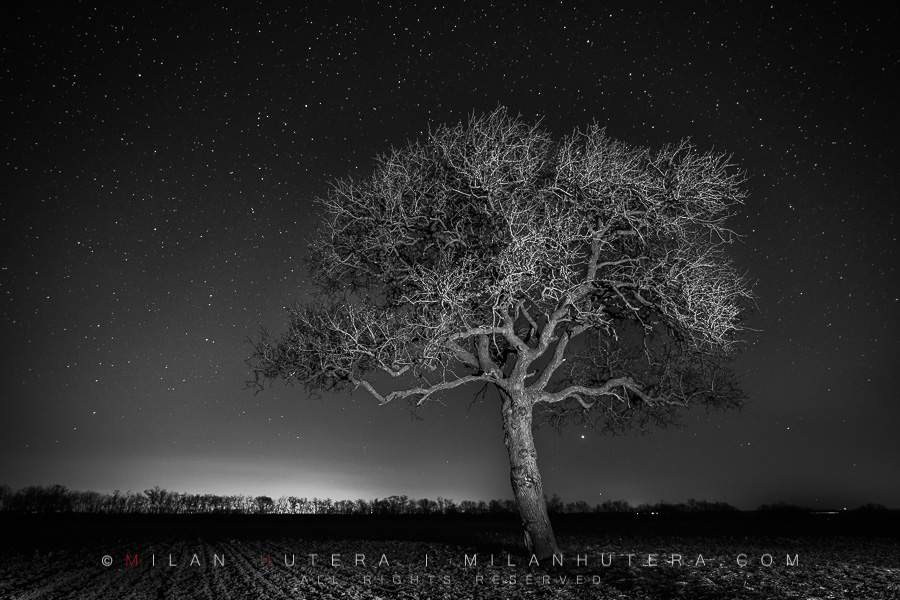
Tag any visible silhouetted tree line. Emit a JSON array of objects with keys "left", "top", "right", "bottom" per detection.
[
  {"left": 0, "top": 485, "right": 510, "bottom": 515},
  {"left": 755, "top": 501, "right": 889, "bottom": 513},
  {"left": 1, "top": 484, "right": 885, "bottom": 516},
  {"left": 755, "top": 501, "right": 814, "bottom": 513}
]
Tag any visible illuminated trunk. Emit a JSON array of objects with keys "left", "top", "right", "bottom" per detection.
[{"left": 501, "top": 389, "right": 560, "bottom": 562}]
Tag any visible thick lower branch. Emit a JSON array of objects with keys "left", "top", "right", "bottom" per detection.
[
  {"left": 530, "top": 330, "right": 571, "bottom": 391},
  {"left": 539, "top": 377, "right": 682, "bottom": 407},
  {"left": 353, "top": 373, "right": 497, "bottom": 405}
]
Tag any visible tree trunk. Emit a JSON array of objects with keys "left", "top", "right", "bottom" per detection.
[{"left": 501, "top": 389, "right": 560, "bottom": 563}]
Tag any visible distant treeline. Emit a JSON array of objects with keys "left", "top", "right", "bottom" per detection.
[{"left": 0, "top": 484, "right": 888, "bottom": 516}]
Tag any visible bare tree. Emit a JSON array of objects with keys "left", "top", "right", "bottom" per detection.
[{"left": 248, "top": 107, "right": 752, "bottom": 561}]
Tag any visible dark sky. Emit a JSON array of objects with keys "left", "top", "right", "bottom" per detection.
[{"left": 2, "top": 3, "right": 898, "bottom": 511}]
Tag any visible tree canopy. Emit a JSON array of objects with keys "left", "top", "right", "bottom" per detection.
[{"left": 249, "top": 107, "right": 752, "bottom": 432}]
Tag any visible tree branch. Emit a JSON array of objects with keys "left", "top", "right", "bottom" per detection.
[
  {"left": 539, "top": 376, "right": 682, "bottom": 407},
  {"left": 443, "top": 339, "right": 480, "bottom": 370},
  {"left": 353, "top": 373, "right": 499, "bottom": 406},
  {"left": 530, "top": 330, "right": 572, "bottom": 392},
  {"left": 476, "top": 334, "right": 502, "bottom": 379}
]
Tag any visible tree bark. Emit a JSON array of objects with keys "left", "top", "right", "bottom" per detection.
[{"left": 501, "top": 389, "right": 560, "bottom": 563}]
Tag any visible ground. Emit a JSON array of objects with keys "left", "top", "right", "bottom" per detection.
[{"left": 1, "top": 513, "right": 897, "bottom": 599}]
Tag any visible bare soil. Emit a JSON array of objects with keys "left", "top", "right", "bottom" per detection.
[{"left": 1, "top": 512, "right": 897, "bottom": 599}]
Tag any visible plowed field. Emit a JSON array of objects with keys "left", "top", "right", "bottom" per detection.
[{"left": 2, "top": 513, "right": 897, "bottom": 599}]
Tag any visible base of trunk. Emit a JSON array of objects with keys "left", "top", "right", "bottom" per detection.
[{"left": 502, "top": 391, "right": 560, "bottom": 562}]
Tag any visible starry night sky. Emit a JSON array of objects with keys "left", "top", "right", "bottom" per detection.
[{"left": 2, "top": 3, "right": 898, "bottom": 511}]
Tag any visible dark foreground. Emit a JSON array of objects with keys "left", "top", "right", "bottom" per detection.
[{"left": 1, "top": 512, "right": 898, "bottom": 599}]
